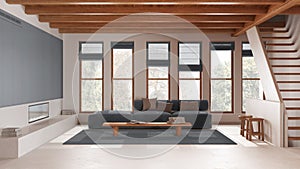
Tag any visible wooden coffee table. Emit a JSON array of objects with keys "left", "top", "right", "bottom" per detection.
[{"left": 103, "top": 122, "right": 192, "bottom": 136}]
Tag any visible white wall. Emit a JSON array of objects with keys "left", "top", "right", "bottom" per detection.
[
  {"left": 63, "top": 32, "right": 248, "bottom": 124},
  {"left": 0, "top": 3, "right": 63, "bottom": 128},
  {"left": 246, "top": 99, "right": 284, "bottom": 147}
]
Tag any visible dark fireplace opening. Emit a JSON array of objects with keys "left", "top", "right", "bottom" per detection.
[{"left": 28, "top": 102, "right": 49, "bottom": 123}]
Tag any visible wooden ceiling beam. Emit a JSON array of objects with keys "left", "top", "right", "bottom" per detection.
[
  {"left": 282, "top": 5, "right": 300, "bottom": 14},
  {"left": 25, "top": 5, "right": 268, "bottom": 15},
  {"left": 39, "top": 15, "right": 255, "bottom": 23},
  {"left": 49, "top": 22, "right": 244, "bottom": 29},
  {"left": 58, "top": 28, "right": 237, "bottom": 33},
  {"left": 233, "top": 0, "right": 299, "bottom": 36},
  {"left": 6, "top": 0, "right": 285, "bottom": 5}
]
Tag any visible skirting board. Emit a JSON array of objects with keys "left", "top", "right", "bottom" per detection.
[{"left": 0, "top": 115, "right": 77, "bottom": 158}]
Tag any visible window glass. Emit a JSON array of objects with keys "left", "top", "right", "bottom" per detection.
[
  {"left": 211, "top": 80, "right": 232, "bottom": 111},
  {"left": 211, "top": 50, "right": 232, "bottom": 78},
  {"left": 113, "top": 80, "right": 132, "bottom": 111},
  {"left": 148, "top": 67, "right": 168, "bottom": 78},
  {"left": 179, "top": 80, "right": 200, "bottom": 100},
  {"left": 179, "top": 72, "right": 200, "bottom": 79},
  {"left": 81, "top": 80, "right": 102, "bottom": 111},
  {"left": 82, "top": 60, "right": 102, "bottom": 78},
  {"left": 242, "top": 42, "right": 263, "bottom": 111},
  {"left": 148, "top": 80, "right": 168, "bottom": 100},
  {"left": 113, "top": 49, "right": 132, "bottom": 78}
]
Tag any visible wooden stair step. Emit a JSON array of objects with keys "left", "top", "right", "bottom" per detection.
[
  {"left": 286, "top": 107, "right": 300, "bottom": 110},
  {"left": 288, "top": 117, "right": 300, "bottom": 120},
  {"left": 283, "top": 98, "right": 300, "bottom": 101},
  {"left": 260, "top": 29, "right": 289, "bottom": 33},
  {"left": 270, "top": 57, "right": 300, "bottom": 60},
  {"left": 266, "top": 43, "right": 295, "bottom": 46},
  {"left": 280, "top": 89, "right": 300, "bottom": 92},
  {"left": 259, "top": 22, "right": 286, "bottom": 28},
  {"left": 260, "top": 30, "right": 288, "bottom": 34},
  {"left": 277, "top": 81, "right": 300, "bottom": 83},
  {"left": 267, "top": 50, "right": 298, "bottom": 53},
  {"left": 272, "top": 65, "right": 300, "bottom": 67},
  {"left": 262, "top": 36, "right": 291, "bottom": 40},
  {"left": 288, "top": 137, "right": 300, "bottom": 140},
  {"left": 288, "top": 127, "right": 300, "bottom": 130},
  {"left": 275, "top": 73, "right": 300, "bottom": 75}
]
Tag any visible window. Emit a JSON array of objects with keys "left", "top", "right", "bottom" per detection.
[
  {"left": 242, "top": 42, "right": 263, "bottom": 112},
  {"left": 210, "top": 42, "right": 234, "bottom": 112},
  {"left": 112, "top": 42, "right": 134, "bottom": 111},
  {"left": 147, "top": 42, "right": 170, "bottom": 100},
  {"left": 178, "top": 42, "right": 202, "bottom": 100},
  {"left": 79, "top": 42, "right": 103, "bottom": 112}
]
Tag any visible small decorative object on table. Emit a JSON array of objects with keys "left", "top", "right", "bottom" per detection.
[
  {"left": 61, "top": 109, "right": 75, "bottom": 115},
  {"left": 168, "top": 117, "right": 186, "bottom": 124},
  {"left": 1, "top": 127, "right": 22, "bottom": 137},
  {"left": 129, "top": 120, "right": 147, "bottom": 124}
]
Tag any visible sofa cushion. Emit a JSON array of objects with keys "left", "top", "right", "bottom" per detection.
[
  {"left": 180, "top": 101, "right": 199, "bottom": 111},
  {"left": 157, "top": 102, "right": 173, "bottom": 113},
  {"left": 134, "top": 99, "right": 209, "bottom": 111},
  {"left": 103, "top": 110, "right": 133, "bottom": 122},
  {"left": 199, "top": 100, "right": 209, "bottom": 111},
  {"left": 179, "top": 100, "right": 209, "bottom": 111},
  {"left": 133, "top": 111, "right": 170, "bottom": 122},
  {"left": 169, "top": 100, "right": 180, "bottom": 111},
  {"left": 148, "top": 98, "right": 158, "bottom": 110},
  {"left": 142, "top": 98, "right": 150, "bottom": 111},
  {"left": 134, "top": 100, "right": 143, "bottom": 111}
]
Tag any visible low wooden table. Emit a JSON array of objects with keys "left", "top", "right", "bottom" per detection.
[{"left": 102, "top": 122, "right": 192, "bottom": 136}]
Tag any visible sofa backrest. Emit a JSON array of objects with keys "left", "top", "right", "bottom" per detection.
[{"left": 133, "top": 100, "right": 209, "bottom": 111}]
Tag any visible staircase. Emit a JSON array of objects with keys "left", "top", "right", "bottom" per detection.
[{"left": 259, "top": 15, "right": 300, "bottom": 146}]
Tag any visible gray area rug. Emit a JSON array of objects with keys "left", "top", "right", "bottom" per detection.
[{"left": 63, "top": 129, "right": 236, "bottom": 145}]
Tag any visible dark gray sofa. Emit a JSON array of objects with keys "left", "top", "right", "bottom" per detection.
[{"left": 88, "top": 100, "right": 212, "bottom": 129}]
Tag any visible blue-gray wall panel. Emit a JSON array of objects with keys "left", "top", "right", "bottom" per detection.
[{"left": 0, "top": 9, "right": 63, "bottom": 108}]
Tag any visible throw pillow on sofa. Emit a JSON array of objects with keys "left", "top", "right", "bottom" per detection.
[
  {"left": 142, "top": 98, "right": 157, "bottom": 111},
  {"left": 157, "top": 102, "right": 173, "bottom": 113},
  {"left": 180, "top": 101, "right": 199, "bottom": 111}
]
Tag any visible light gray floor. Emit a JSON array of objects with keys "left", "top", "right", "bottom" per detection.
[{"left": 0, "top": 125, "right": 300, "bottom": 169}]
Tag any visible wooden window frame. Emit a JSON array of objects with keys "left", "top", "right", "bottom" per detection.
[
  {"left": 146, "top": 42, "right": 171, "bottom": 100},
  {"left": 209, "top": 42, "right": 234, "bottom": 114},
  {"left": 79, "top": 41, "right": 104, "bottom": 113},
  {"left": 178, "top": 42, "right": 202, "bottom": 100},
  {"left": 111, "top": 43, "right": 134, "bottom": 111}
]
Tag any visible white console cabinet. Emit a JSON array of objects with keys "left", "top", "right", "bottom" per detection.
[{"left": 0, "top": 115, "right": 77, "bottom": 158}]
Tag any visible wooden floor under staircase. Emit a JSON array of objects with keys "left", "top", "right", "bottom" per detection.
[{"left": 260, "top": 22, "right": 300, "bottom": 145}]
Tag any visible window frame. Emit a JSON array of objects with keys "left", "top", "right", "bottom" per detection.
[
  {"left": 178, "top": 42, "right": 202, "bottom": 100},
  {"left": 209, "top": 42, "right": 234, "bottom": 113},
  {"left": 111, "top": 42, "right": 134, "bottom": 111},
  {"left": 79, "top": 41, "right": 104, "bottom": 113},
  {"left": 146, "top": 42, "right": 171, "bottom": 100}
]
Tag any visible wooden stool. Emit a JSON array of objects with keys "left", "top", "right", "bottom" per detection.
[
  {"left": 246, "top": 117, "right": 264, "bottom": 141},
  {"left": 238, "top": 115, "right": 253, "bottom": 137}
]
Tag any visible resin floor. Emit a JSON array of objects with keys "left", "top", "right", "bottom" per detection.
[{"left": 0, "top": 125, "right": 300, "bottom": 169}]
